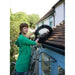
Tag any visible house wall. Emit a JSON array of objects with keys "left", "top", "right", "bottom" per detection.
[
  {"left": 36, "top": 1, "right": 65, "bottom": 29},
  {"left": 49, "top": 15, "right": 55, "bottom": 28},
  {"left": 38, "top": 18, "right": 50, "bottom": 34},
  {"left": 35, "top": 25, "right": 38, "bottom": 29},
  {"left": 55, "top": 2, "right": 65, "bottom": 26},
  {"left": 36, "top": 17, "right": 50, "bottom": 34},
  {"left": 35, "top": 22, "right": 42, "bottom": 29},
  {"left": 44, "top": 17, "right": 49, "bottom": 25},
  {"left": 39, "top": 22, "right": 42, "bottom": 27}
]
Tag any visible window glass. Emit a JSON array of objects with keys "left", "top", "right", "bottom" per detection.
[
  {"left": 58, "top": 66, "right": 65, "bottom": 75},
  {"left": 49, "top": 16, "right": 54, "bottom": 27},
  {"left": 42, "top": 20, "right": 44, "bottom": 25},
  {"left": 41, "top": 53, "right": 51, "bottom": 75},
  {"left": 50, "top": 21, "right": 53, "bottom": 26}
]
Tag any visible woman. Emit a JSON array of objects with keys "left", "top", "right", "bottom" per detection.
[{"left": 15, "top": 23, "right": 38, "bottom": 75}]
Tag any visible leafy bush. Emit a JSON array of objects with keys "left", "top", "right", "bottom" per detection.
[{"left": 10, "top": 9, "right": 40, "bottom": 62}]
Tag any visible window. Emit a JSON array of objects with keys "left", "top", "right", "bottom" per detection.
[
  {"left": 41, "top": 53, "right": 51, "bottom": 75},
  {"left": 42, "top": 20, "right": 44, "bottom": 25},
  {"left": 50, "top": 21, "right": 53, "bottom": 26},
  {"left": 49, "top": 15, "right": 54, "bottom": 28},
  {"left": 58, "top": 66, "right": 65, "bottom": 75}
]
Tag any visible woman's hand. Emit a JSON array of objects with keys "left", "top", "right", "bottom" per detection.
[
  {"left": 26, "top": 31, "right": 35, "bottom": 38},
  {"left": 31, "top": 31, "right": 35, "bottom": 34},
  {"left": 36, "top": 38, "right": 39, "bottom": 44},
  {"left": 36, "top": 39, "right": 41, "bottom": 46}
]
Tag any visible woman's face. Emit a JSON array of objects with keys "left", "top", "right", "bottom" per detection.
[{"left": 22, "top": 27, "right": 28, "bottom": 34}]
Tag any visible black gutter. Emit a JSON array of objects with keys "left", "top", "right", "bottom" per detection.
[
  {"left": 42, "top": 44, "right": 65, "bottom": 56},
  {"left": 44, "top": 42, "right": 65, "bottom": 50}
]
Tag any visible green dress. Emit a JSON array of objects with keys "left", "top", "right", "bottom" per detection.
[{"left": 15, "top": 34, "right": 36, "bottom": 72}]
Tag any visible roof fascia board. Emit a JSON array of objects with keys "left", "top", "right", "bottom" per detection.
[{"left": 52, "top": 0, "right": 65, "bottom": 8}]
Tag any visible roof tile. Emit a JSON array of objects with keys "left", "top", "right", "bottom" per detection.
[{"left": 45, "top": 21, "right": 65, "bottom": 49}]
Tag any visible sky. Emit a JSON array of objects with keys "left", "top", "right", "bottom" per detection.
[{"left": 10, "top": 0, "right": 59, "bottom": 18}]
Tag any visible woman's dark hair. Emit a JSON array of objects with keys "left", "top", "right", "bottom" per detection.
[{"left": 19, "top": 23, "right": 28, "bottom": 35}]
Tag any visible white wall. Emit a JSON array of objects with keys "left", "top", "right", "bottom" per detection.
[
  {"left": 39, "top": 22, "right": 42, "bottom": 27},
  {"left": 36, "top": 2, "right": 65, "bottom": 30},
  {"left": 55, "top": 2, "right": 65, "bottom": 26},
  {"left": 35, "top": 25, "right": 38, "bottom": 29},
  {"left": 35, "top": 19, "right": 49, "bottom": 34},
  {"left": 35, "top": 22, "right": 42, "bottom": 29},
  {"left": 36, "top": 18, "right": 49, "bottom": 34},
  {"left": 44, "top": 17, "right": 49, "bottom": 25}
]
